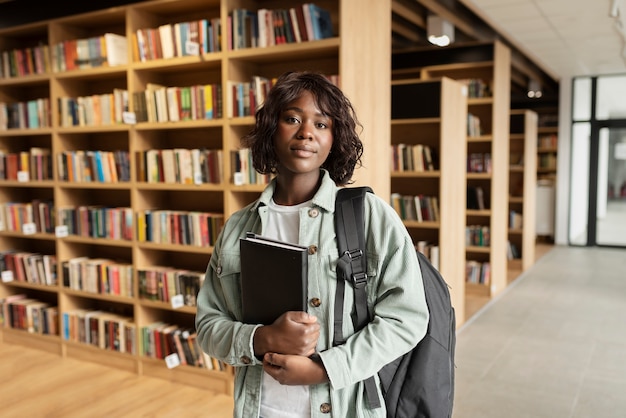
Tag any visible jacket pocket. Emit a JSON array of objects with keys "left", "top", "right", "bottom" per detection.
[{"left": 216, "top": 251, "right": 242, "bottom": 320}]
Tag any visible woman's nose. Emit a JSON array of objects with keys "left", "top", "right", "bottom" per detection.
[{"left": 297, "top": 122, "right": 313, "bottom": 139}]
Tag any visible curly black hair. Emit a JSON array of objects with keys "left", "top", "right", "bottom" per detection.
[{"left": 241, "top": 71, "right": 364, "bottom": 186}]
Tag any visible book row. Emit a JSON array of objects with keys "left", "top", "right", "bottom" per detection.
[
  {"left": 466, "top": 225, "right": 491, "bottom": 247},
  {"left": 62, "top": 257, "right": 134, "bottom": 297},
  {"left": 0, "top": 202, "right": 226, "bottom": 247},
  {"left": 230, "top": 3, "right": 333, "bottom": 50},
  {"left": 467, "top": 186, "right": 488, "bottom": 210},
  {"left": 507, "top": 240, "right": 521, "bottom": 260},
  {"left": 466, "top": 260, "right": 491, "bottom": 285},
  {"left": 136, "top": 148, "right": 223, "bottom": 185},
  {"left": 135, "top": 210, "right": 225, "bottom": 247},
  {"left": 134, "top": 18, "right": 222, "bottom": 62},
  {"left": 0, "top": 148, "right": 53, "bottom": 181},
  {"left": 62, "top": 309, "right": 135, "bottom": 353},
  {"left": 467, "top": 152, "right": 492, "bottom": 173},
  {"left": 1, "top": 200, "right": 55, "bottom": 234},
  {"left": 0, "top": 294, "right": 59, "bottom": 335},
  {"left": 467, "top": 113, "right": 483, "bottom": 137},
  {"left": 57, "top": 206, "right": 134, "bottom": 241},
  {"left": 58, "top": 89, "right": 128, "bottom": 127},
  {"left": 0, "top": 251, "right": 57, "bottom": 286},
  {"left": 133, "top": 83, "right": 223, "bottom": 124},
  {"left": 457, "top": 78, "right": 492, "bottom": 99},
  {"left": 57, "top": 150, "right": 130, "bottom": 183},
  {"left": 51, "top": 33, "right": 128, "bottom": 72},
  {"left": 538, "top": 133, "right": 558, "bottom": 149},
  {"left": 0, "top": 252, "right": 204, "bottom": 307},
  {"left": 138, "top": 268, "right": 204, "bottom": 307},
  {"left": 0, "top": 43, "right": 51, "bottom": 79},
  {"left": 231, "top": 148, "right": 272, "bottom": 186},
  {"left": 141, "top": 322, "right": 225, "bottom": 370},
  {"left": 538, "top": 153, "right": 557, "bottom": 170},
  {"left": 0, "top": 98, "right": 52, "bottom": 130},
  {"left": 390, "top": 143, "right": 436, "bottom": 172},
  {"left": 390, "top": 193, "right": 440, "bottom": 222}
]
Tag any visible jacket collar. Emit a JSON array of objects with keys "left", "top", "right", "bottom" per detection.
[{"left": 252, "top": 169, "right": 338, "bottom": 213}]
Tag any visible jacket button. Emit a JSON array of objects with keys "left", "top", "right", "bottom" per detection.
[
  {"left": 216, "top": 266, "right": 222, "bottom": 275},
  {"left": 310, "top": 298, "right": 321, "bottom": 307},
  {"left": 240, "top": 356, "right": 252, "bottom": 364},
  {"left": 320, "top": 403, "right": 332, "bottom": 413},
  {"left": 308, "top": 208, "right": 319, "bottom": 218},
  {"left": 308, "top": 245, "right": 317, "bottom": 255}
]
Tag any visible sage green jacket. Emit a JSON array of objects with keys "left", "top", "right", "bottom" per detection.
[{"left": 195, "top": 169, "right": 428, "bottom": 418}]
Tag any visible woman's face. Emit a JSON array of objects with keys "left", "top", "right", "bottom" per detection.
[{"left": 273, "top": 90, "right": 333, "bottom": 178}]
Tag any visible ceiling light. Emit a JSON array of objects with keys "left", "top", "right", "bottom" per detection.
[
  {"left": 427, "top": 15, "right": 454, "bottom": 47},
  {"left": 527, "top": 79, "right": 542, "bottom": 99}
]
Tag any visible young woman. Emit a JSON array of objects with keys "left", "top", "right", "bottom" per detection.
[{"left": 195, "top": 71, "right": 428, "bottom": 418}]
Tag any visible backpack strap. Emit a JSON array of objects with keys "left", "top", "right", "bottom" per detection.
[{"left": 334, "top": 186, "right": 381, "bottom": 409}]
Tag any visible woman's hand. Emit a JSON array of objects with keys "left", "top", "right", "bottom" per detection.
[
  {"left": 253, "top": 311, "right": 320, "bottom": 358},
  {"left": 263, "top": 352, "right": 329, "bottom": 385}
]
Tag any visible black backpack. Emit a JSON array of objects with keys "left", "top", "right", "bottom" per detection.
[{"left": 334, "top": 186, "right": 456, "bottom": 418}]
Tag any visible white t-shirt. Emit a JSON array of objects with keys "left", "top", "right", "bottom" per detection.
[{"left": 259, "top": 198, "right": 312, "bottom": 418}]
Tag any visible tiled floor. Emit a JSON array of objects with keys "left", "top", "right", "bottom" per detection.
[{"left": 453, "top": 245, "right": 626, "bottom": 418}]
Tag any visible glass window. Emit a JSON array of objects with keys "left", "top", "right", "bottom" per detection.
[
  {"left": 573, "top": 77, "right": 592, "bottom": 121},
  {"left": 596, "top": 75, "right": 626, "bottom": 120}
]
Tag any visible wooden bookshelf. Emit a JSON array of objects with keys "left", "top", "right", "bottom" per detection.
[
  {"left": 390, "top": 77, "right": 467, "bottom": 327},
  {"left": 0, "top": 0, "right": 391, "bottom": 392},
  {"left": 393, "top": 40, "right": 512, "bottom": 319},
  {"left": 536, "top": 109, "right": 559, "bottom": 181},
  {"left": 507, "top": 109, "right": 537, "bottom": 282}
]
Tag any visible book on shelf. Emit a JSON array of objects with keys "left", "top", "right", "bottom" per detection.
[
  {"left": 507, "top": 240, "right": 520, "bottom": 260},
  {"left": 415, "top": 241, "right": 440, "bottom": 271},
  {"left": 509, "top": 210, "right": 523, "bottom": 229},
  {"left": 103, "top": 33, "right": 128, "bottom": 67},
  {"left": 467, "top": 186, "right": 486, "bottom": 210},
  {"left": 240, "top": 232, "right": 308, "bottom": 325}
]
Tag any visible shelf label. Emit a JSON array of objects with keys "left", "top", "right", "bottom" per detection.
[
  {"left": 1, "top": 270, "right": 14, "bottom": 282},
  {"left": 22, "top": 222, "right": 36, "bottom": 235},
  {"left": 17, "top": 171, "right": 29, "bottom": 182},
  {"left": 185, "top": 40, "right": 200, "bottom": 56},
  {"left": 55, "top": 225, "right": 69, "bottom": 237},
  {"left": 171, "top": 294, "right": 185, "bottom": 309},
  {"left": 123, "top": 111, "right": 136, "bottom": 125},
  {"left": 233, "top": 172, "right": 244, "bottom": 186},
  {"left": 165, "top": 353, "right": 181, "bottom": 369}
]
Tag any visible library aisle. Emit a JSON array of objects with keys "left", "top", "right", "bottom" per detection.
[{"left": 453, "top": 245, "right": 626, "bottom": 418}]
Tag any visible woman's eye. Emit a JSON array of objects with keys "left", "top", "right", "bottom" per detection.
[
  {"left": 286, "top": 116, "right": 300, "bottom": 124},
  {"left": 316, "top": 122, "right": 328, "bottom": 129}
]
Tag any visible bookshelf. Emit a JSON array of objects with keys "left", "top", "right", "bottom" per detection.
[
  {"left": 507, "top": 109, "right": 537, "bottom": 282},
  {"left": 390, "top": 77, "right": 467, "bottom": 327},
  {"left": 536, "top": 110, "right": 559, "bottom": 181},
  {"left": 535, "top": 108, "right": 558, "bottom": 241},
  {"left": 392, "top": 40, "right": 512, "bottom": 318},
  {"left": 0, "top": 0, "right": 391, "bottom": 392}
]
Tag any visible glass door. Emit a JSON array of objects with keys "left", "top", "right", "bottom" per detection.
[{"left": 596, "top": 126, "right": 626, "bottom": 246}]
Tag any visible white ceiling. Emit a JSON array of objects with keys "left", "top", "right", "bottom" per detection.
[{"left": 460, "top": 0, "right": 626, "bottom": 81}]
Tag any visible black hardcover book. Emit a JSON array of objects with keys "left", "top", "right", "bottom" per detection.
[{"left": 240, "top": 232, "right": 308, "bottom": 325}]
